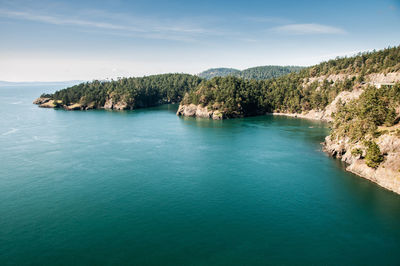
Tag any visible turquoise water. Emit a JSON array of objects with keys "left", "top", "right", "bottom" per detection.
[{"left": 1, "top": 85, "right": 400, "bottom": 265}]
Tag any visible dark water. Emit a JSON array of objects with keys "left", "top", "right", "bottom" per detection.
[{"left": 1, "top": 85, "right": 400, "bottom": 265}]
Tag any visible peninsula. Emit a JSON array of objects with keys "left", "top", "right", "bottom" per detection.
[{"left": 34, "top": 46, "right": 400, "bottom": 194}]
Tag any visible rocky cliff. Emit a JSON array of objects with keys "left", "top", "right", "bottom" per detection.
[
  {"left": 324, "top": 132, "right": 400, "bottom": 194},
  {"left": 176, "top": 104, "right": 226, "bottom": 120}
]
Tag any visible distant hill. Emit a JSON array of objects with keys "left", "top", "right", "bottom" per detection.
[
  {"left": 198, "top": 66, "right": 304, "bottom": 80},
  {"left": 197, "top": 68, "right": 240, "bottom": 79}
]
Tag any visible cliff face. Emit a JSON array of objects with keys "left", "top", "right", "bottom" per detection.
[
  {"left": 176, "top": 104, "right": 225, "bottom": 120},
  {"left": 324, "top": 133, "right": 400, "bottom": 194},
  {"left": 272, "top": 88, "right": 365, "bottom": 122},
  {"left": 103, "top": 97, "right": 128, "bottom": 110}
]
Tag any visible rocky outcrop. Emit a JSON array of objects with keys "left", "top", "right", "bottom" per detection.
[
  {"left": 304, "top": 74, "right": 357, "bottom": 87},
  {"left": 34, "top": 96, "right": 129, "bottom": 111},
  {"left": 303, "top": 72, "right": 400, "bottom": 89},
  {"left": 39, "top": 100, "right": 57, "bottom": 108},
  {"left": 367, "top": 72, "right": 400, "bottom": 85},
  {"left": 65, "top": 103, "right": 83, "bottom": 110},
  {"left": 273, "top": 85, "right": 400, "bottom": 194},
  {"left": 324, "top": 133, "right": 400, "bottom": 194},
  {"left": 103, "top": 97, "right": 128, "bottom": 110},
  {"left": 272, "top": 88, "right": 364, "bottom": 122},
  {"left": 33, "top": 97, "right": 50, "bottom": 105},
  {"left": 104, "top": 98, "right": 113, "bottom": 109},
  {"left": 176, "top": 104, "right": 225, "bottom": 120}
]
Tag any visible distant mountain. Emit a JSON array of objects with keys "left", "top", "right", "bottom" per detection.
[
  {"left": 198, "top": 65, "right": 304, "bottom": 80},
  {"left": 197, "top": 68, "right": 240, "bottom": 79}
]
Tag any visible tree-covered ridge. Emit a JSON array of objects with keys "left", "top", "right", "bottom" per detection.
[
  {"left": 198, "top": 65, "right": 304, "bottom": 80},
  {"left": 197, "top": 68, "right": 240, "bottom": 79},
  {"left": 237, "top": 66, "right": 304, "bottom": 80},
  {"left": 43, "top": 74, "right": 203, "bottom": 109},
  {"left": 41, "top": 45, "right": 400, "bottom": 114},
  {"left": 303, "top": 46, "right": 400, "bottom": 77},
  {"left": 182, "top": 73, "right": 357, "bottom": 117},
  {"left": 183, "top": 45, "right": 400, "bottom": 118}
]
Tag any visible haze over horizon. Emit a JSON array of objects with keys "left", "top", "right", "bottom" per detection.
[{"left": 1, "top": 0, "right": 400, "bottom": 81}]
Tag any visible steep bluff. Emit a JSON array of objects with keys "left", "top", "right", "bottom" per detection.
[{"left": 324, "top": 132, "right": 400, "bottom": 194}]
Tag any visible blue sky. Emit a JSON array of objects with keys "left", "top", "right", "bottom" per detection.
[{"left": 0, "top": 0, "right": 399, "bottom": 81}]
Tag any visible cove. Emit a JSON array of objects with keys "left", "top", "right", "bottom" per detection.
[{"left": 1, "top": 85, "right": 400, "bottom": 265}]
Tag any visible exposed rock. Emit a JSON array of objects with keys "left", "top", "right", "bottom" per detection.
[
  {"left": 103, "top": 97, "right": 128, "bottom": 110},
  {"left": 65, "top": 103, "right": 82, "bottom": 110},
  {"left": 212, "top": 110, "right": 224, "bottom": 120},
  {"left": 113, "top": 101, "right": 128, "bottom": 110},
  {"left": 39, "top": 100, "right": 56, "bottom": 108},
  {"left": 85, "top": 102, "right": 96, "bottom": 110},
  {"left": 272, "top": 88, "right": 364, "bottom": 122},
  {"left": 367, "top": 72, "right": 400, "bottom": 85},
  {"left": 176, "top": 104, "right": 215, "bottom": 119},
  {"left": 271, "top": 111, "right": 325, "bottom": 121},
  {"left": 33, "top": 97, "right": 50, "bottom": 105},
  {"left": 304, "top": 72, "right": 400, "bottom": 90},
  {"left": 323, "top": 89, "right": 364, "bottom": 120},
  {"left": 324, "top": 133, "right": 400, "bottom": 194},
  {"left": 104, "top": 98, "right": 113, "bottom": 109},
  {"left": 304, "top": 74, "right": 356, "bottom": 87}
]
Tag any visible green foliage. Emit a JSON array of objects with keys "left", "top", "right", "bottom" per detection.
[
  {"left": 198, "top": 66, "right": 304, "bottom": 80},
  {"left": 43, "top": 45, "right": 400, "bottom": 123},
  {"left": 198, "top": 68, "right": 240, "bottom": 79},
  {"left": 48, "top": 74, "right": 202, "bottom": 109},
  {"left": 351, "top": 148, "right": 363, "bottom": 157},
  {"left": 301, "top": 46, "right": 400, "bottom": 77},
  {"left": 364, "top": 141, "right": 384, "bottom": 168},
  {"left": 40, "top": 93, "right": 52, "bottom": 98},
  {"left": 184, "top": 73, "right": 363, "bottom": 118},
  {"left": 332, "top": 84, "right": 400, "bottom": 141}
]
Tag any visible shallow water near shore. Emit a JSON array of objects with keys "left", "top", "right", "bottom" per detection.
[{"left": 1, "top": 85, "right": 400, "bottom": 265}]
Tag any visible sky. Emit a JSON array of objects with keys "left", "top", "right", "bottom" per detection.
[{"left": 0, "top": 0, "right": 399, "bottom": 81}]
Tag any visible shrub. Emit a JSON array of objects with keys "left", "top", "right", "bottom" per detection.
[
  {"left": 364, "top": 141, "right": 384, "bottom": 168},
  {"left": 351, "top": 148, "right": 363, "bottom": 157}
]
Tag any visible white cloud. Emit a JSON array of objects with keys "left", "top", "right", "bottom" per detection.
[
  {"left": 272, "top": 23, "right": 347, "bottom": 35},
  {"left": 0, "top": 8, "right": 213, "bottom": 41},
  {"left": 0, "top": 9, "right": 141, "bottom": 31}
]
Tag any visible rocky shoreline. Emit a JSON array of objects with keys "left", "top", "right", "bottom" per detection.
[
  {"left": 324, "top": 133, "right": 400, "bottom": 194},
  {"left": 34, "top": 97, "right": 133, "bottom": 111},
  {"left": 176, "top": 104, "right": 235, "bottom": 120},
  {"left": 34, "top": 72, "right": 400, "bottom": 194},
  {"left": 176, "top": 89, "right": 400, "bottom": 195}
]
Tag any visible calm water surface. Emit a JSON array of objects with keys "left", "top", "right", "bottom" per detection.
[{"left": 1, "top": 85, "right": 400, "bottom": 265}]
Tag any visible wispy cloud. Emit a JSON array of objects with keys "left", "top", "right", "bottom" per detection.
[
  {"left": 0, "top": 8, "right": 215, "bottom": 41},
  {"left": 271, "top": 23, "right": 347, "bottom": 35},
  {"left": 0, "top": 9, "right": 144, "bottom": 31}
]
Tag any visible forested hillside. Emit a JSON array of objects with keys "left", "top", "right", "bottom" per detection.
[
  {"left": 39, "top": 74, "right": 202, "bottom": 110},
  {"left": 182, "top": 46, "right": 400, "bottom": 118},
  {"left": 198, "top": 65, "right": 303, "bottom": 80},
  {"left": 178, "top": 46, "right": 400, "bottom": 178}
]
